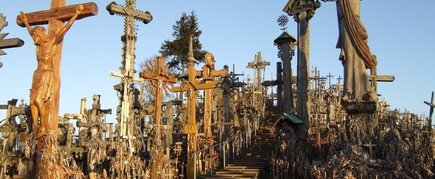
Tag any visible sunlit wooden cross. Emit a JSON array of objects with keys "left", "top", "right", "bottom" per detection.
[
  {"left": 16, "top": 1, "right": 97, "bottom": 133},
  {"left": 201, "top": 52, "right": 227, "bottom": 139},
  {"left": 140, "top": 56, "right": 176, "bottom": 179},
  {"left": 171, "top": 37, "right": 214, "bottom": 179}
]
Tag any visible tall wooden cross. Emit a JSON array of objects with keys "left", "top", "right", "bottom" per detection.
[
  {"left": 201, "top": 52, "right": 227, "bottom": 139},
  {"left": 16, "top": 1, "right": 97, "bottom": 178},
  {"left": 172, "top": 37, "right": 214, "bottom": 179},
  {"left": 140, "top": 56, "right": 176, "bottom": 179},
  {"left": 107, "top": 0, "right": 152, "bottom": 140}
]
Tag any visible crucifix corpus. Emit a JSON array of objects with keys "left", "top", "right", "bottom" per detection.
[
  {"left": 201, "top": 52, "right": 228, "bottom": 139},
  {"left": 17, "top": 1, "right": 97, "bottom": 178}
]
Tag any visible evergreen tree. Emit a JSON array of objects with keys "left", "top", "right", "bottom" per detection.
[{"left": 160, "top": 11, "right": 206, "bottom": 72}]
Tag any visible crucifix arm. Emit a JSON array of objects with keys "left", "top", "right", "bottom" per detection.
[
  {"left": 19, "top": 12, "right": 33, "bottom": 36},
  {"left": 53, "top": 5, "right": 84, "bottom": 43}
]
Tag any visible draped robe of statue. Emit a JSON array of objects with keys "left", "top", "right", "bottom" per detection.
[{"left": 336, "top": 0, "right": 377, "bottom": 101}]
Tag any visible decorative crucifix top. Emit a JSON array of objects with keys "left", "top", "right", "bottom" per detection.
[
  {"left": 107, "top": 0, "right": 152, "bottom": 137},
  {"left": 201, "top": 52, "right": 228, "bottom": 138}
]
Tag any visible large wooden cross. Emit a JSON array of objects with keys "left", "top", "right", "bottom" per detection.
[
  {"left": 16, "top": 1, "right": 97, "bottom": 178},
  {"left": 201, "top": 52, "right": 227, "bottom": 139},
  {"left": 172, "top": 37, "right": 214, "bottom": 179},
  {"left": 140, "top": 56, "right": 176, "bottom": 179},
  {"left": 17, "top": 1, "right": 97, "bottom": 133}
]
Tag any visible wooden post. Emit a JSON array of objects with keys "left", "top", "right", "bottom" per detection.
[
  {"left": 172, "top": 37, "right": 214, "bottom": 179},
  {"left": 140, "top": 56, "right": 176, "bottom": 179},
  {"left": 283, "top": 0, "right": 320, "bottom": 154},
  {"left": 277, "top": 62, "right": 283, "bottom": 113},
  {"left": 274, "top": 31, "right": 296, "bottom": 113},
  {"left": 17, "top": 1, "right": 97, "bottom": 178}
]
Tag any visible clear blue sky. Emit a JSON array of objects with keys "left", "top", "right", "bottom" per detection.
[{"left": 1, "top": 0, "right": 434, "bottom": 123}]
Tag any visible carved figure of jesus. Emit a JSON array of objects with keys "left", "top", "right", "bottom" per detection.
[
  {"left": 20, "top": 5, "right": 84, "bottom": 136},
  {"left": 336, "top": 0, "right": 377, "bottom": 101}
]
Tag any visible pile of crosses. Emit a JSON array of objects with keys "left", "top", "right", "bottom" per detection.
[{"left": 269, "top": 65, "right": 434, "bottom": 178}]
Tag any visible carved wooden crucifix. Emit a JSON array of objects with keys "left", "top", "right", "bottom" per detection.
[
  {"left": 140, "top": 56, "right": 176, "bottom": 179},
  {"left": 172, "top": 37, "right": 214, "bottom": 179},
  {"left": 17, "top": 1, "right": 97, "bottom": 178}
]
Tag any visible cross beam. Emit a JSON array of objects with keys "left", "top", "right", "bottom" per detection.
[
  {"left": 16, "top": 2, "right": 97, "bottom": 27},
  {"left": 107, "top": 1, "right": 152, "bottom": 24},
  {"left": 370, "top": 66, "right": 395, "bottom": 92}
]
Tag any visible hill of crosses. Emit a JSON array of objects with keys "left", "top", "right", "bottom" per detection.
[{"left": 0, "top": 0, "right": 433, "bottom": 179}]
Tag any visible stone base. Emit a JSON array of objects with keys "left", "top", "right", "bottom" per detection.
[{"left": 341, "top": 100, "right": 376, "bottom": 114}]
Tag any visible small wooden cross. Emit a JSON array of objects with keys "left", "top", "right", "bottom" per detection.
[{"left": 369, "top": 65, "right": 395, "bottom": 92}]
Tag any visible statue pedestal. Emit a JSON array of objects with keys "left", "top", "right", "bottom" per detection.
[{"left": 341, "top": 100, "right": 376, "bottom": 114}]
